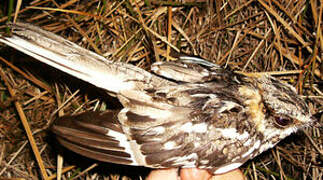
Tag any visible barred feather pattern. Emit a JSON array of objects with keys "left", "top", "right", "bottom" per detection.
[{"left": 0, "top": 23, "right": 314, "bottom": 174}]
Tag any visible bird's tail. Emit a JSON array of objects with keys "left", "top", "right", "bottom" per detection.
[{"left": 0, "top": 22, "right": 170, "bottom": 93}]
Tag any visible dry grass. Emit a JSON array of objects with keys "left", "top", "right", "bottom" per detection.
[{"left": 0, "top": 0, "right": 322, "bottom": 179}]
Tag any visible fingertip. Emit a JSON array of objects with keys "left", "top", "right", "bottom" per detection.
[
  {"left": 146, "top": 168, "right": 179, "bottom": 180},
  {"left": 146, "top": 168, "right": 244, "bottom": 180},
  {"left": 180, "top": 168, "right": 212, "bottom": 180}
]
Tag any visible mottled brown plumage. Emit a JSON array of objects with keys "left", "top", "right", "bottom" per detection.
[{"left": 0, "top": 22, "right": 314, "bottom": 174}]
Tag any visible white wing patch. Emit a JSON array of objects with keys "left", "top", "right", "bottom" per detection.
[
  {"left": 181, "top": 122, "right": 193, "bottom": 132},
  {"left": 217, "top": 101, "right": 241, "bottom": 113},
  {"left": 105, "top": 129, "right": 138, "bottom": 165},
  {"left": 216, "top": 128, "right": 249, "bottom": 141},
  {"left": 192, "top": 123, "right": 208, "bottom": 133},
  {"left": 152, "top": 126, "right": 166, "bottom": 134},
  {"left": 180, "top": 122, "right": 208, "bottom": 133},
  {"left": 169, "top": 153, "right": 198, "bottom": 167},
  {"left": 163, "top": 141, "right": 177, "bottom": 150}
]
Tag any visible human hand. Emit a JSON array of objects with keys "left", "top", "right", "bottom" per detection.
[{"left": 146, "top": 168, "right": 244, "bottom": 180}]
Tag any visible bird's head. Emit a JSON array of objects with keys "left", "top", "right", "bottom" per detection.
[{"left": 238, "top": 75, "right": 314, "bottom": 152}]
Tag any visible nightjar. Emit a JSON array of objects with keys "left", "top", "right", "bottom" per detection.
[{"left": 0, "top": 22, "right": 314, "bottom": 174}]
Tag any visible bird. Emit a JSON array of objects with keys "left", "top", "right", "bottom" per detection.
[{"left": 0, "top": 22, "right": 314, "bottom": 174}]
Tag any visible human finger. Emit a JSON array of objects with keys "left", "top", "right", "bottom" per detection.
[
  {"left": 146, "top": 168, "right": 179, "bottom": 180},
  {"left": 180, "top": 168, "right": 212, "bottom": 180}
]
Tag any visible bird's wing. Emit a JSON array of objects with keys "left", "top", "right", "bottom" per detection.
[
  {"left": 151, "top": 56, "right": 226, "bottom": 83},
  {"left": 51, "top": 80, "right": 221, "bottom": 168},
  {"left": 51, "top": 110, "right": 139, "bottom": 165},
  {"left": 0, "top": 22, "right": 173, "bottom": 93},
  {"left": 51, "top": 103, "right": 200, "bottom": 168},
  {"left": 51, "top": 84, "right": 247, "bottom": 171},
  {"left": 51, "top": 79, "right": 205, "bottom": 168}
]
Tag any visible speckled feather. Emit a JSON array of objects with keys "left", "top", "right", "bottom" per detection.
[{"left": 0, "top": 23, "right": 314, "bottom": 174}]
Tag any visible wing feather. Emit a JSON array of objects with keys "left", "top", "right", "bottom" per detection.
[
  {"left": 151, "top": 56, "right": 224, "bottom": 83},
  {"left": 56, "top": 137, "right": 134, "bottom": 165},
  {"left": 51, "top": 111, "right": 141, "bottom": 166}
]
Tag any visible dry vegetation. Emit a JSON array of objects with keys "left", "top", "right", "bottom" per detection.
[{"left": 0, "top": 0, "right": 322, "bottom": 179}]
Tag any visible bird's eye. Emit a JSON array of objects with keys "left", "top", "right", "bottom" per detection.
[{"left": 274, "top": 116, "right": 293, "bottom": 127}]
